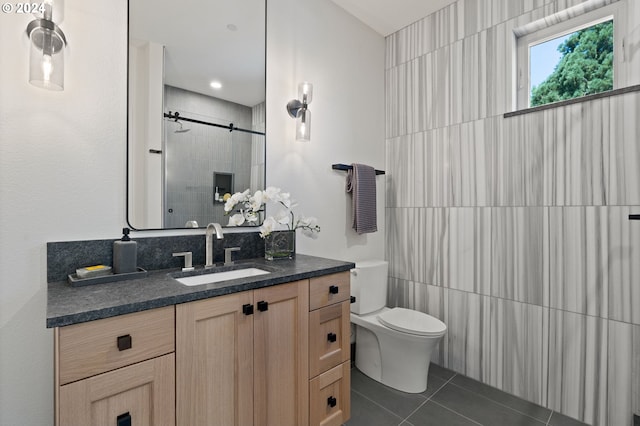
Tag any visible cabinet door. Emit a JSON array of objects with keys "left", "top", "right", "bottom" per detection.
[
  {"left": 254, "top": 280, "right": 309, "bottom": 426},
  {"left": 176, "top": 291, "right": 254, "bottom": 426},
  {"left": 58, "top": 353, "right": 175, "bottom": 426}
]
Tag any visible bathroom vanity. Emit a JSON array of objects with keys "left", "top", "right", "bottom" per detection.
[{"left": 47, "top": 254, "right": 353, "bottom": 426}]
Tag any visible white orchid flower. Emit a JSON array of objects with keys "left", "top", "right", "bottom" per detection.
[
  {"left": 250, "top": 190, "right": 265, "bottom": 212},
  {"left": 245, "top": 211, "right": 259, "bottom": 223},
  {"left": 264, "top": 186, "right": 281, "bottom": 202},
  {"left": 227, "top": 213, "right": 245, "bottom": 226},
  {"left": 259, "top": 217, "right": 277, "bottom": 238},
  {"left": 274, "top": 209, "right": 291, "bottom": 225}
]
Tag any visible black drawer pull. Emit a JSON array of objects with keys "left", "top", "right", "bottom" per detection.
[
  {"left": 242, "top": 304, "right": 254, "bottom": 316},
  {"left": 327, "top": 332, "right": 337, "bottom": 342},
  {"left": 117, "top": 412, "right": 131, "bottom": 426},
  {"left": 257, "top": 300, "right": 269, "bottom": 312},
  {"left": 327, "top": 396, "right": 337, "bottom": 408},
  {"left": 117, "top": 334, "right": 132, "bottom": 351},
  {"left": 329, "top": 285, "right": 339, "bottom": 294},
  {"left": 350, "top": 296, "right": 356, "bottom": 304}
]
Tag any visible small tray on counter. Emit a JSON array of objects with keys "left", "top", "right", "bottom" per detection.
[{"left": 67, "top": 267, "right": 148, "bottom": 287}]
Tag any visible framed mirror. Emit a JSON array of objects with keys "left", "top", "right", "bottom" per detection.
[{"left": 127, "top": 0, "right": 266, "bottom": 230}]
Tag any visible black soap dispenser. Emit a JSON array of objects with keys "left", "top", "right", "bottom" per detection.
[{"left": 113, "top": 228, "right": 137, "bottom": 274}]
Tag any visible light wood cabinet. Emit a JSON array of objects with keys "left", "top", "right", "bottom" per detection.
[
  {"left": 177, "top": 280, "right": 309, "bottom": 426},
  {"left": 53, "top": 269, "right": 351, "bottom": 426},
  {"left": 54, "top": 307, "right": 176, "bottom": 426},
  {"left": 308, "top": 272, "right": 351, "bottom": 426}
]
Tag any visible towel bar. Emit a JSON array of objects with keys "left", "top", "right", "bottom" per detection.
[{"left": 332, "top": 163, "right": 385, "bottom": 175}]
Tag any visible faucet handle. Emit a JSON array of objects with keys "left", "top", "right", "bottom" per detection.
[
  {"left": 224, "top": 247, "right": 241, "bottom": 266},
  {"left": 172, "top": 252, "right": 194, "bottom": 271}
]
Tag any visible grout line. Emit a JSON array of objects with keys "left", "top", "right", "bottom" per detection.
[
  {"left": 350, "top": 388, "right": 405, "bottom": 422},
  {"left": 429, "top": 400, "right": 485, "bottom": 426},
  {"left": 546, "top": 409, "right": 554, "bottom": 425},
  {"left": 400, "top": 372, "right": 458, "bottom": 422},
  {"left": 446, "top": 381, "right": 548, "bottom": 424}
]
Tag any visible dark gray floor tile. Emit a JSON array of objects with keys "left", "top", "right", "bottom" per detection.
[
  {"left": 421, "top": 373, "right": 448, "bottom": 399},
  {"left": 548, "top": 411, "right": 590, "bottom": 426},
  {"left": 431, "top": 383, "right": 547, "bottom": 426},
  {"left": 450, "top": 375, "right": 551, "bottom": 421},
  {"left": 407, "top": 401, "right": 482, "bottom": 426},
  {"left": 351, "top": 368, "right": 428, "bottom": 418},
  {"left": 428, "top": 363, "right": 457, "bottom": 381},
  {"left": 344, "top": 390, "right": 403, "bottom": 426}
]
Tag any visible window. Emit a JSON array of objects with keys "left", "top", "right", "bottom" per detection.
[{"left": 515, "top": 1, "right": 622, "bottom": 110}]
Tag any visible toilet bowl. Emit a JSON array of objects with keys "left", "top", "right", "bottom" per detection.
[{"left": 350, "top": 260, "right": 446, "bottom": 393}]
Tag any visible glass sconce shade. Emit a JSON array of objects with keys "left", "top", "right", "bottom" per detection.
[
  {"left": 296, "top": 109, "right": 310, "bottom": 142},
  {"left": 27, "top": 18, "right": 66, "bottom": 90},
  {"left": 298, "top": 82, "right": 313, "bottom": 104}
]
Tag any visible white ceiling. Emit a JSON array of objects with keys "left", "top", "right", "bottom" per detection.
[
  {"left": 130, "top": 0, "right": 265, "bottom": 108},
  {"left": 330, "top": 0, "right": 459, "bottom": 36}
]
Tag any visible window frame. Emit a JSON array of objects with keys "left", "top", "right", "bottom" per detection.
[{"left": 515, "top": 2, "right": 624, "bottom": 110}]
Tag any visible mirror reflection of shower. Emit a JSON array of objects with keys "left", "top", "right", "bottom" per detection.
[{"left": 171, "top": 111, "right": 191, "bottom": 133}]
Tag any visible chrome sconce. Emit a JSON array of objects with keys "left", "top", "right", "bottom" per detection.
[
  {"left": 286, "top": 82, "right": 313, "bottom": 141},
  {"left": 26, "top": 1, "right": 67, "bottom": 90}
]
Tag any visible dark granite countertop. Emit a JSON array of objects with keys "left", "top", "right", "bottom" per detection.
[{"left": 47, "top": 254, "right": 355, "bottom": 328}]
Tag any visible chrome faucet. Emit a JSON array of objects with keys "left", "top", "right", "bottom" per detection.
[{"left": 205, "top": 223, "right": 224, "bottom": 268}]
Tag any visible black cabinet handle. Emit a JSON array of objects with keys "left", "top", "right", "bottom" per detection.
[
  {"left": 327, "top": 332, "right": 337, "bottom": 343},
  {"left": 350, "top": 296, "right": 356, "bottom": 304},
  {"left": 327, "top": 396, "right": 337, "bottom": 408},
  {"left": 257, "top": 301, "right": 269, "bottom": 312},
  {"left": 630, "top": 215, "right": 640, "bottom": 220},
  {"left": 242, "top": 304, "right": 254, "bottom": 316},
  {"left": 117, "top": 412, "right": 131, "bottom": 426},
  {"left": 117, "top": 334, "right": 132, "bottom": 351},
  {"left": 329, "top": 285, "right": 339, "bottom": 294}
]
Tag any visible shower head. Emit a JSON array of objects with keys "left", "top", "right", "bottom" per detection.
[{"left": 175, "top": 121, "right": 190, "bottom": 133}]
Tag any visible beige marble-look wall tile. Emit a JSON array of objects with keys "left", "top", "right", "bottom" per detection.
[
  {"left": 445, "top": 288, "right": 491, "bottom": 382},
  {"left": 489, "top": 297, "right": 547, "bottom": 406},
  {"left": 608, "top": 206, "right": 640, "bottom": 325},
  {"left": 608, "top": 92, "right": 640, "bottom": 205},
  {"left": 491, "top": 207, "right": 545, "bottom": 306},
  {"left": 443, "top": 208, "right": 492, "bottom": 295},
  {"left": 547, "top": 309, "right": 608, "bottom": 426},
  {"left": 607, "top": 320, "right": 640, "bottom": 426},
  {"left": 546, "top": 207, "right": 608, "bottom": 317}
]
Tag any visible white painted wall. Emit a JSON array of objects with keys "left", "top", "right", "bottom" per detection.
[
  {"left": 267, "top": 0, "right": 386, "bottom": 264},
  {"left": 0, "top": 0, "right": 384, "bottom": 424}
]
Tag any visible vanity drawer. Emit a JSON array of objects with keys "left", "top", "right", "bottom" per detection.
[
  {"left": 309, "top": 272, "right": 350, "bottom": 311},
  {"left": 57, "top": 306, "right": 175, "bottom": 385},
  {"left": 309, "top": 301, "right": 350, "bottom": 378},
  {"left": 309, "top": 361, "right": 351, "bottom": 426}
]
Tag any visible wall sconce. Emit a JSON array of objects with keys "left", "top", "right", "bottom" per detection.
[
  {"left": 286, "top": 82, "right": 313, "bottom": 141},
  {"left": 26, "top": 1, "right": 67, "bottom": 90}
]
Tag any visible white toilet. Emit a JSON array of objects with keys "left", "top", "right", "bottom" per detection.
[{"left": 350, "top": 260, "right": 446, "bottom": 393}]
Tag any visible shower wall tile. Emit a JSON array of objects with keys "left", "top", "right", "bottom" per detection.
[
  {"left": 608, "top": 206, "right": 640, "bottom": 325},
  {"left": 444, "top": 288, "right": 491, "bottom": 383},
  {"left": 490, "top": 113, "right": 544, "bottom": 207},
  {"left": 442, "top": 208, "right": 491, "bottom": 295},
  {"left": 386, "top": 208, "right": 445, "bottom": 285},
  {"left": 547, "top": 309, "right": 608, "bottom": 426},
  {"left": 489, "top": 298, "right": 547, "bottom": 406},
  {"left": 491, "top": 207, "right": 545, "bottom": 305},
  {"left": 542, "top": 100, "right": 608, "bottom": 206},
  {"left": 417, "top": 129, "right": 453, "bottom": 207},
  {"left": 451, "top": 120, "right": 491, "bottom": 206},
  {"left": 607, "top": 320, "right": 640, "bottom": 426},
  {"left": 608, "top": 92, "right": 640, "bottom": 205},
  {"left": 545, "top": 207, "right": 608, "bottom": 317}
]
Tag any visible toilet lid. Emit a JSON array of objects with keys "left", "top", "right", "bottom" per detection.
[{"left": 377, "top": 308, "right": 446, "bottom": 336}]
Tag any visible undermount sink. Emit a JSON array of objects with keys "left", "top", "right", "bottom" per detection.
[{"left": 174, "top": 267, "right": 271, "bottom": 286}]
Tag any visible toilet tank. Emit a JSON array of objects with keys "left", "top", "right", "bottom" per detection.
[{"left": 350, "top": 260, "right": 389, "bottom": 315}]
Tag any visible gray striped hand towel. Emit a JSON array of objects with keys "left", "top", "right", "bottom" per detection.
[{"left": 346, "top": 163, "right": 377, "bottom": 234}]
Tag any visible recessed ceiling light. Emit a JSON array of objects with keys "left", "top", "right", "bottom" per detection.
[
  {"left": 210, "top": 81, "right": 222, "bottom": 89},
  {"left": 227, "top": 24, "right": 237, "bottom": 31}
]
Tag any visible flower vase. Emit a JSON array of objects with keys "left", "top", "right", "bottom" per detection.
[{"left": 264, "top": 230, "right": 296, "bottom": 260}]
